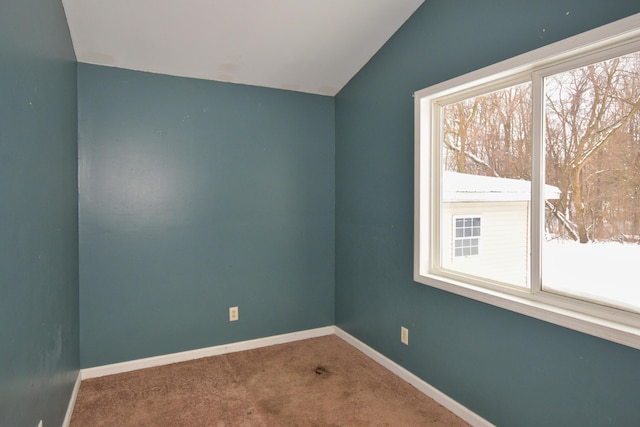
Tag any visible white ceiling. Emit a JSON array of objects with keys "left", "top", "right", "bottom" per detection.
[{"left": 62, "top": 0, "right": 424, "bottom": 96}]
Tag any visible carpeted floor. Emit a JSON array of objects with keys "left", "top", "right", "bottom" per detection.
[{"left": 70, "top": 335, "right": 469, "bottom": 426}]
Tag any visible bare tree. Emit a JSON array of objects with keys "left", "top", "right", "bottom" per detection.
[
  {"left": 441, "top": 51, "right": 640, "bottom": 244},
  {"left": 442, "top": 83, "right": 531, "bottom": 179},
  {"left": 545, "top": 53, "right": 640, "bottom": 243}
]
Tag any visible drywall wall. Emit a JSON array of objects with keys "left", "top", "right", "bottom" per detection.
[
  {"left": 335, "top": 1, "right": 640, "bottom": 425},
  {"left": 0, "top": 1, "right": 79, "bottom": 426},
  {"left": 78, "top": 65, "right": 335, "bottom": 368}
]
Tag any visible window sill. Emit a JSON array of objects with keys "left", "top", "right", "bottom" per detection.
[{"left": 414, "top": 271, "right": 640, "bottom": 350}]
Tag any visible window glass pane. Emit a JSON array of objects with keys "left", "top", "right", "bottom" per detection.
[
  {"left": 543, "top": 50, "right": 640, "bottom": 313},
  {"left": 440, "top": 82, "right": 532, "bottom": 287}
]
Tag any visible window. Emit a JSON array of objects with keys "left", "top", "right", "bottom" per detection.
[
  {"left": 414, "top": 14, "right": 640, "bottom": 349},
  {"left": 454, "top": 217, "right": 480, "bottom": 257}
]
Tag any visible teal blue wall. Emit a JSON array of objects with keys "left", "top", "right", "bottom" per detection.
[
  {"left": 78, "top": 65, "right": 335, "bottom": 368},
  {"left": 0, "top": 0, "right": 79, "bottom": 426},
  {"left": 335, "top": 1, "right": 640, "bottom": 426},
  {"left": 4, "top": 1, "right": 640, "bottom": 424}
]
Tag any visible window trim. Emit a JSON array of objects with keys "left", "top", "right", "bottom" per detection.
[{"left": 414, "top": 13, "right": 640, "bottom": 350}]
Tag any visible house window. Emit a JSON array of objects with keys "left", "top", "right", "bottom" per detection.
[
  {"left": 454, "top": 217, "right": 480, "bottom": 257},
  {"left": 414, "top": 14, "right": 640, "bottom": 349}
]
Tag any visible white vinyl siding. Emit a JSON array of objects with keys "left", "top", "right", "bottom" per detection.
[{"left": 442, "top": 202, "right": 529, "bottom": 287}]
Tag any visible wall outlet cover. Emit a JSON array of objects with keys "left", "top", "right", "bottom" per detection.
[
  {"left": 401, "top": 326, "right": 409, "bottom": 345},
  {"left": 229, "top": 306, "right": 239, "bottom": 321}
]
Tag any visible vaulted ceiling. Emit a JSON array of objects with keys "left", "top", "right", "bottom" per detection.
[{"left": 62, "top": 0, "right": 424, "bottom": 95}]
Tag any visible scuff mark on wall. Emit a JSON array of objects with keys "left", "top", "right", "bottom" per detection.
[{"left": 40, "top": 324, "right": 63, "bottom": 373}]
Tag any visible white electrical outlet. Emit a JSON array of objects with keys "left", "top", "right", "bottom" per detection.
[
  {"left": 229, "top": 306, "right": 239, "bottom": 321},
  {"left": 401, "top": 326, "right": 409, "bottom": 345}
]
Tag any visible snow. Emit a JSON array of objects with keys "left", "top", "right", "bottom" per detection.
[
  {"left": 543, "top": 239, "right": 640, "bottom": 313},
  {"left": 443, "top": 171, "right": 561, "bottom": 202}
]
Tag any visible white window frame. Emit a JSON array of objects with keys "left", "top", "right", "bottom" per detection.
[{"left": 414, "top": 13, "right": 640, "bottom": 350}]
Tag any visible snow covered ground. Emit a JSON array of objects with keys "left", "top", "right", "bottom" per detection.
[{"left": 543, "top": 239, "right": 640, "bottom": 313}]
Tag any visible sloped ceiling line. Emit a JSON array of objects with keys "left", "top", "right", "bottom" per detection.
[{"left": 62, "top": 0, "right": 424, "bottom": 95}]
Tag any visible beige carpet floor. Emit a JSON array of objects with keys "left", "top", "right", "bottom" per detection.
[{"left": 70, "top": 335, "right": 469, "bottom": 426}]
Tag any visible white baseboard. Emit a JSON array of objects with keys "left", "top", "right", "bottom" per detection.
[
  {"left": 334, "top": 327, "right": 494, "bottom": 427},
  {"left": 62, "top": 371, "right": 82, "bottom": 427},
  {"left": 75, "top": 325, "right": 491, "bottom": 426},
  {"left": 81, "top": 326, "right": 335, "bottom": 379}
]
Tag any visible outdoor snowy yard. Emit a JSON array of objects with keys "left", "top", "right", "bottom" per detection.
[{"left": 543, "top": 240, "right": 640, "bottom": 313}]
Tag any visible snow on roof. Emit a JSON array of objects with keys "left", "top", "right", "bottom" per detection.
[{"left": 443, "top": 171, "right": 561, "bottom": 202}]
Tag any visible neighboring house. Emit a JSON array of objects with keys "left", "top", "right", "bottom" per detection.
[{"left": 440, "top": 171, "right": 561, "bottom": 287}]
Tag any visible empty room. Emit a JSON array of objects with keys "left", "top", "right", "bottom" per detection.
[{"left": 2, "top": 0, "right": 640, "bottom": 426}]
